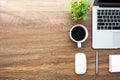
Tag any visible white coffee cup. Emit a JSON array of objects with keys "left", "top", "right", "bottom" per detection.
[{"left": 69, "top": 24, "right": 88, "bottom": 48}]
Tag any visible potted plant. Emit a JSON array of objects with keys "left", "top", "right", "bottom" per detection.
[{"left": 69, "top": 0, "right": 90, "bottom": 21}]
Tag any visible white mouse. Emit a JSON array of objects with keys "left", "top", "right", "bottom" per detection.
[{"left": 75, "top": 53, "right": 87, "bottom": 74}]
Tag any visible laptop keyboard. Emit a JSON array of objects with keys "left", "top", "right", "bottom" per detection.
[{"left": 97, "top": 10, "right": 120, "bottom": 30}]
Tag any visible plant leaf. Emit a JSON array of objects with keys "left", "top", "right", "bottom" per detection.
[
  {"left": 82, "top": 15, "right": 88, "bottom": 20},
  {"left": 70, "top": 0, "right": 75, "bottom": 4},
  {"left": 68, "top": 0, "right": 90, "bottom": 21}
]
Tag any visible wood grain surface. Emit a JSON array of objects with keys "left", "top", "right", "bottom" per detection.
[{"left": 0, "top": 0, "right": 120, "bottom": 80}]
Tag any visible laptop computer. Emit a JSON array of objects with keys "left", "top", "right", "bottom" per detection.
[{"left": 92, "top": 0, "right": 120, "bottom": 49}]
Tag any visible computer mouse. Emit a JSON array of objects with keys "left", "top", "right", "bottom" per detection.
[{"left": 75, "top": 53, "right": 87, "bottom": 74}]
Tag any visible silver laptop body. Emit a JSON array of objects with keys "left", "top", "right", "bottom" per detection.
[{"left": 92, "top": 0, "right": 120, "bottom": 49}]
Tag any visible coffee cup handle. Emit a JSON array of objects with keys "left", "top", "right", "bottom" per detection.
[{"left": 77, "top": 42, "right": 81, "bottom": 48}]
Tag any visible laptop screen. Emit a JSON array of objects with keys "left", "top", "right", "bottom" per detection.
[{"left": 98, "top": 0, "right": 120, "bottom": 3}]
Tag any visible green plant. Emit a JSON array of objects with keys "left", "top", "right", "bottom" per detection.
[{"left": 69, "top": 0, "right": 90, "bottom": 21}]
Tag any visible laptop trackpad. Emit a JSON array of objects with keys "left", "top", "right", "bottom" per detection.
[{"left": 113, "top": 32, "right": 120, "bottom": 47}]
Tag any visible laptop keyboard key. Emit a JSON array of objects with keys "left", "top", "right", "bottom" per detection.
[
  {"left": 116, "top": 23, "right": 119, "bottom": 25},
  {"left": 113, "top": 27, "right": 120, "bottom": 30},
  {"left": 98, "top": 16, "right": 102, "bottom": 18},
  {"left": 98, "top": 23, "right": 104, "bottom": 25},
  {"left": 108, "top": 27, "right": 111, "bottom": 30},
  {"left": 98, "top": 19, "right": 103, "bottom": 22},
  {"left": 101, "top": 26, "right": 104, "bottom": 29},
  {"left": 105, "top": 27, "right": 107, "bottom": 29},
  {"left": 97, "top": 26, "right": 100, "bottom": 30},
  {"left": 106, "top": 23, "right": 108, "bottom": 25}
]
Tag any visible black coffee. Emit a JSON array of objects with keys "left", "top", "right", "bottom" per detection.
[{"left": 71, "top": 26, "right": 86, "bottom": 41}]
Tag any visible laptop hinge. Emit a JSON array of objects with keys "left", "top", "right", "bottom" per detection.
[{"left": 99, "top": 5, "right": 120, "bottom": 7}]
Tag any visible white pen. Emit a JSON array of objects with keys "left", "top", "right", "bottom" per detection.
[{"left": 96, "top": 51, "right": 98, "bottom": 75}]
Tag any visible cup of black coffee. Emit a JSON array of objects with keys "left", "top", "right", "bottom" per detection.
[{"left": 69, "top": 24, "right": 88, "bottom": 48}]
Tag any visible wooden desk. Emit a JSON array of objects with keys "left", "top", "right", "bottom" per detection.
[{"left": 0, "top": 0, "right": 120, "bottom": 80}]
